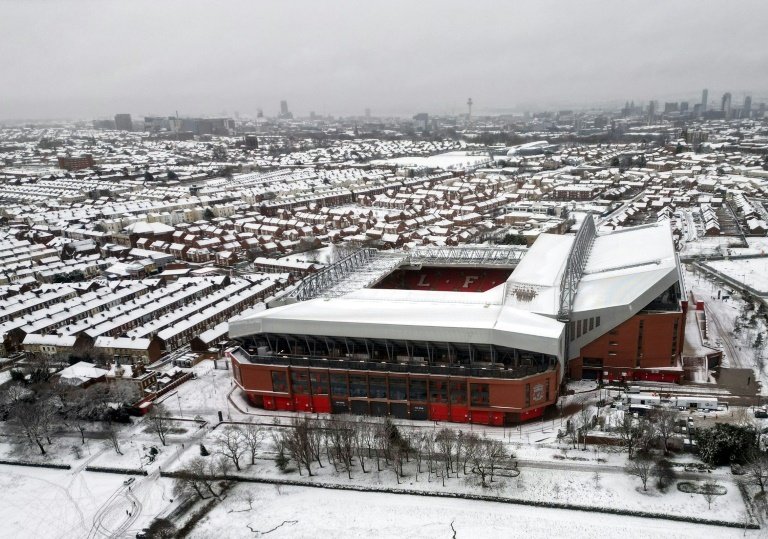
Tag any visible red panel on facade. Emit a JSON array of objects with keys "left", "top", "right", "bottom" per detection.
[
  {"left": 449, "top": 406, "right": 469, "bottom": 423},
  {"left": 262, "top": 396, "right": 276, "bottom": 410},
  {"left": 293, "top": 395, "right": 313, "bottom": 412},
  {"left": 275, "top": 397, "right": 294, "bottom": 411},
  {"left": 470, "top": 411, "right": 490, "bottom": 424},
  {"left": 490, "top": 412, "right": 506, "bottom": 425},
  {"left": 429, "top": 403, "right": 450, "bottom": 421},
  {"left": 519, "top": 407, "right": 543, "bottom": 421},
  {"left": 312, "top": 395, "right": 331, "bottom": 414}
]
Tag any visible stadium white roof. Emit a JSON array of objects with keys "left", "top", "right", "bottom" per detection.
[
  {"left": 229, "top": 296, "right": 564, "bottom": 357},
  {"left": 230, "top": 221, "right": 681, "bottom": 363}
]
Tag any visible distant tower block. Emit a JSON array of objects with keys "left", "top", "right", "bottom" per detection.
[{"left": 467, "top": 98, "right": 473, "bottom": 122}]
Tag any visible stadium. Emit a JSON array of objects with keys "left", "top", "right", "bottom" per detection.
[{"left": 228, "top": 216, "right": 686, "bottom": 425}]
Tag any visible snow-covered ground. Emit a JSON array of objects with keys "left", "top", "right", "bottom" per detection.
[
  {"left": 371, "top": 151, "right": 492, "bottom": 170},
  {"left": 164, "top": 414, "right": 748, "bottom": 527},
  {"left": 685, "top": 265, "right": 767, "bottom": 387},
  {"left": 680, "top": 236, "right": 744, "bottom": 256},
  {"left": 191, "top": 482, "right": 753, "bottom": 539},
  {"left": 708, "top": 257, "right": 768, "bottom": 293},
  {"left": 0, "top": 464, "right": 174, "bottom": 539}
]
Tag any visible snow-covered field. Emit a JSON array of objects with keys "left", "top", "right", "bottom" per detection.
[
  {"left": 191, "top": 482, "right": 753, "bottom": 539},
  {"left": 0, "top": 465, "right": 174, "bottom": 539},
  {"left": 372, "top": 151, "right": 492, "bottom": 170},
  {"left": 707, "top": 257, "right": 768, "bottom": 293},
  {"left": 681, "top": 236, "right": 744, "bottom": 256}
]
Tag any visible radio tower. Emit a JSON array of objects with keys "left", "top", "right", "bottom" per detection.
[{"left": 467, "top": 97, "right": 473, "bottom": 123}]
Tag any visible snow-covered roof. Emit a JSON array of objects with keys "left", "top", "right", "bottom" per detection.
[{"left": 57, "top": 361, "right": 108, "bottom": 383}]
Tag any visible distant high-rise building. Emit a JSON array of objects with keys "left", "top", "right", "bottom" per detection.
[
  {"left": 310, "top": 111, "right": 317, "bottom": 120},
  {"left": 114, "top": 113, "right": 133, "bottom": 131},
  {"left": 647, "top": 100, "right": 657, "bottom": 124},
  {"left": 743, "top": 96, "right": 752, "bottom": 118},
  {"left": 680, "top": 102, "right": 689, "bottom": 113},
  {"left": 413, "top": 113, "right": 429, "bottom": 131},
  {"left": 692, "top": 103, "right": 702, "bottom": 117},
  {"left": 278, "top": 100, "right": 294, "bottom": 120},
  {"left": 257, "top": 109, "right": 264, "bottom": 118},
  {"left": 365, "top": 108, "right": 371, "bottom": 119},
  {"left": 760, "top": 103, "right": 766, "bottom": 118},
  {"left": 664, "top": 102, "right": 678, "bottom": 114},
  {"left": 701, "top": 89, "right": 708, "bottom": 112},
  {"left": 721, "top": 92, "right": 732, "bottom": 120}
]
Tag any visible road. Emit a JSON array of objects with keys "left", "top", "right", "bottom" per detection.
[
  {"left": 705, "top": 300, "right": 743, "bottom": 369},
  {"left": 596, "top": 189, "right": 647, "bottom": 226}
]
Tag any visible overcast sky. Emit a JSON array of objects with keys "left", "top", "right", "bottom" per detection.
[{"left": 2, "top": 0, "right": 767, "bottom": 120}]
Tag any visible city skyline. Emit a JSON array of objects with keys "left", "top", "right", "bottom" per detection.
[{"left": 1, "top": 0, "right": 767, "bottom": 120}]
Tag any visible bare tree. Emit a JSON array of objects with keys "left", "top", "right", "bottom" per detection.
[
  {"left": 578, "top": 405, "right": 593, "bottom": 449},
  {"left": 652, "top": 458, "right": 676, "bottom": 492},
  {"left": 216, "top": 426, "right": 247, "bottom": 471},
  {"left": 486, "top": 438, "right": 508, "bottom": 484},
  {"left": 146, "top": 404, "right": 174, "bottom": 446},
  {"left": 745, "top": 451, "right": 768, "bottom": 494},
  {"left": 242, "top": 422, "right": 265, "bottom": 466},
  {"left": 306, "top": 419, "right": 325, "bottom": 469},
  {"left": 701, "top": 480, "right": 720, "bottom": 510},
  {"left": 9, "top": 400, "right": 52, "bottom": 455},
  {"left": 109, "top": 381, "right": 140, "bottom": 407},
  {"left": 461, "top": 432, "right": 480, "bottom": 475},
  {"left": 173, "top": 456, "right": 224, "bottom": 500},
  {"left": 105, "top": 421, "right": 123, "bottom": 455},
  {"left": 391, "top": 443, "right": 405, "bottom": 484},
  {"left": 453, "top": 430, "right": 464, "bottom": 476},
  {"left": 326, "top": 418, "right": 354, "bottom": 479},
  {"left": 649, "top": 407, "right": 678, "bottom": 455},
  {"left": 61, "top": 387, "right": 97, "bottom": 444},
  {"left": 616, "top": 413, "right": 642, "bottom": 459},
  {"left": 626, "top": 452, "right": 653, "bottom": 491},
  {"left": 470, "top": 436, "right": 500, "bottom": 487},
  {"left": 280, "top": 417, "right": 314, "bottom": 476},
  {"left": 352, "top": 418, "right": 369, "bottom": 473},
  {"left": 436, "top": 428, "right": 456, "bottom": 477}
]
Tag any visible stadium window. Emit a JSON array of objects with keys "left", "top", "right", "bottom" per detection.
[
  {"left": 430, "top": 380, "right": 448, "bottom": 403},
  {"left": 409, "top": 378, "right": 427, "bottom": 401},
  {"left": 389, "top": 377, "right": 407, "bottom": 400},
  {"left": 271, "top": 371, "right": 288, "bottom": 393},
  {"left": 449, "top": 380, "right": 466, "bottom": 404},
  {"left": 330, "top": 373, "right": 348, "bottom": 397},
  {"left": 369, "top": 376, "right": 387, "bottom": 399},
  {"left": 595, "top": 316, "right": 601, "bottom": 327},
  {"left": 350, "top": 374, "right": 368, "bottom": 397},
  {"left": 570, "top": 321, "right": 576, "bottom": 341},
  {"left": 310, "top": 372, "right": 329, "bottom": 395},
  {"left": 576, "top": 320, "right": 582, "bottom": 338},
  {"left": 290, "top": 370, "right": 309, "bottom": 395},
  {"left": 470, "top": 383, "right": 489, "bottom": 406},
  {"left": 589, "top": 318, "right": 594, "bottom": 331}
]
